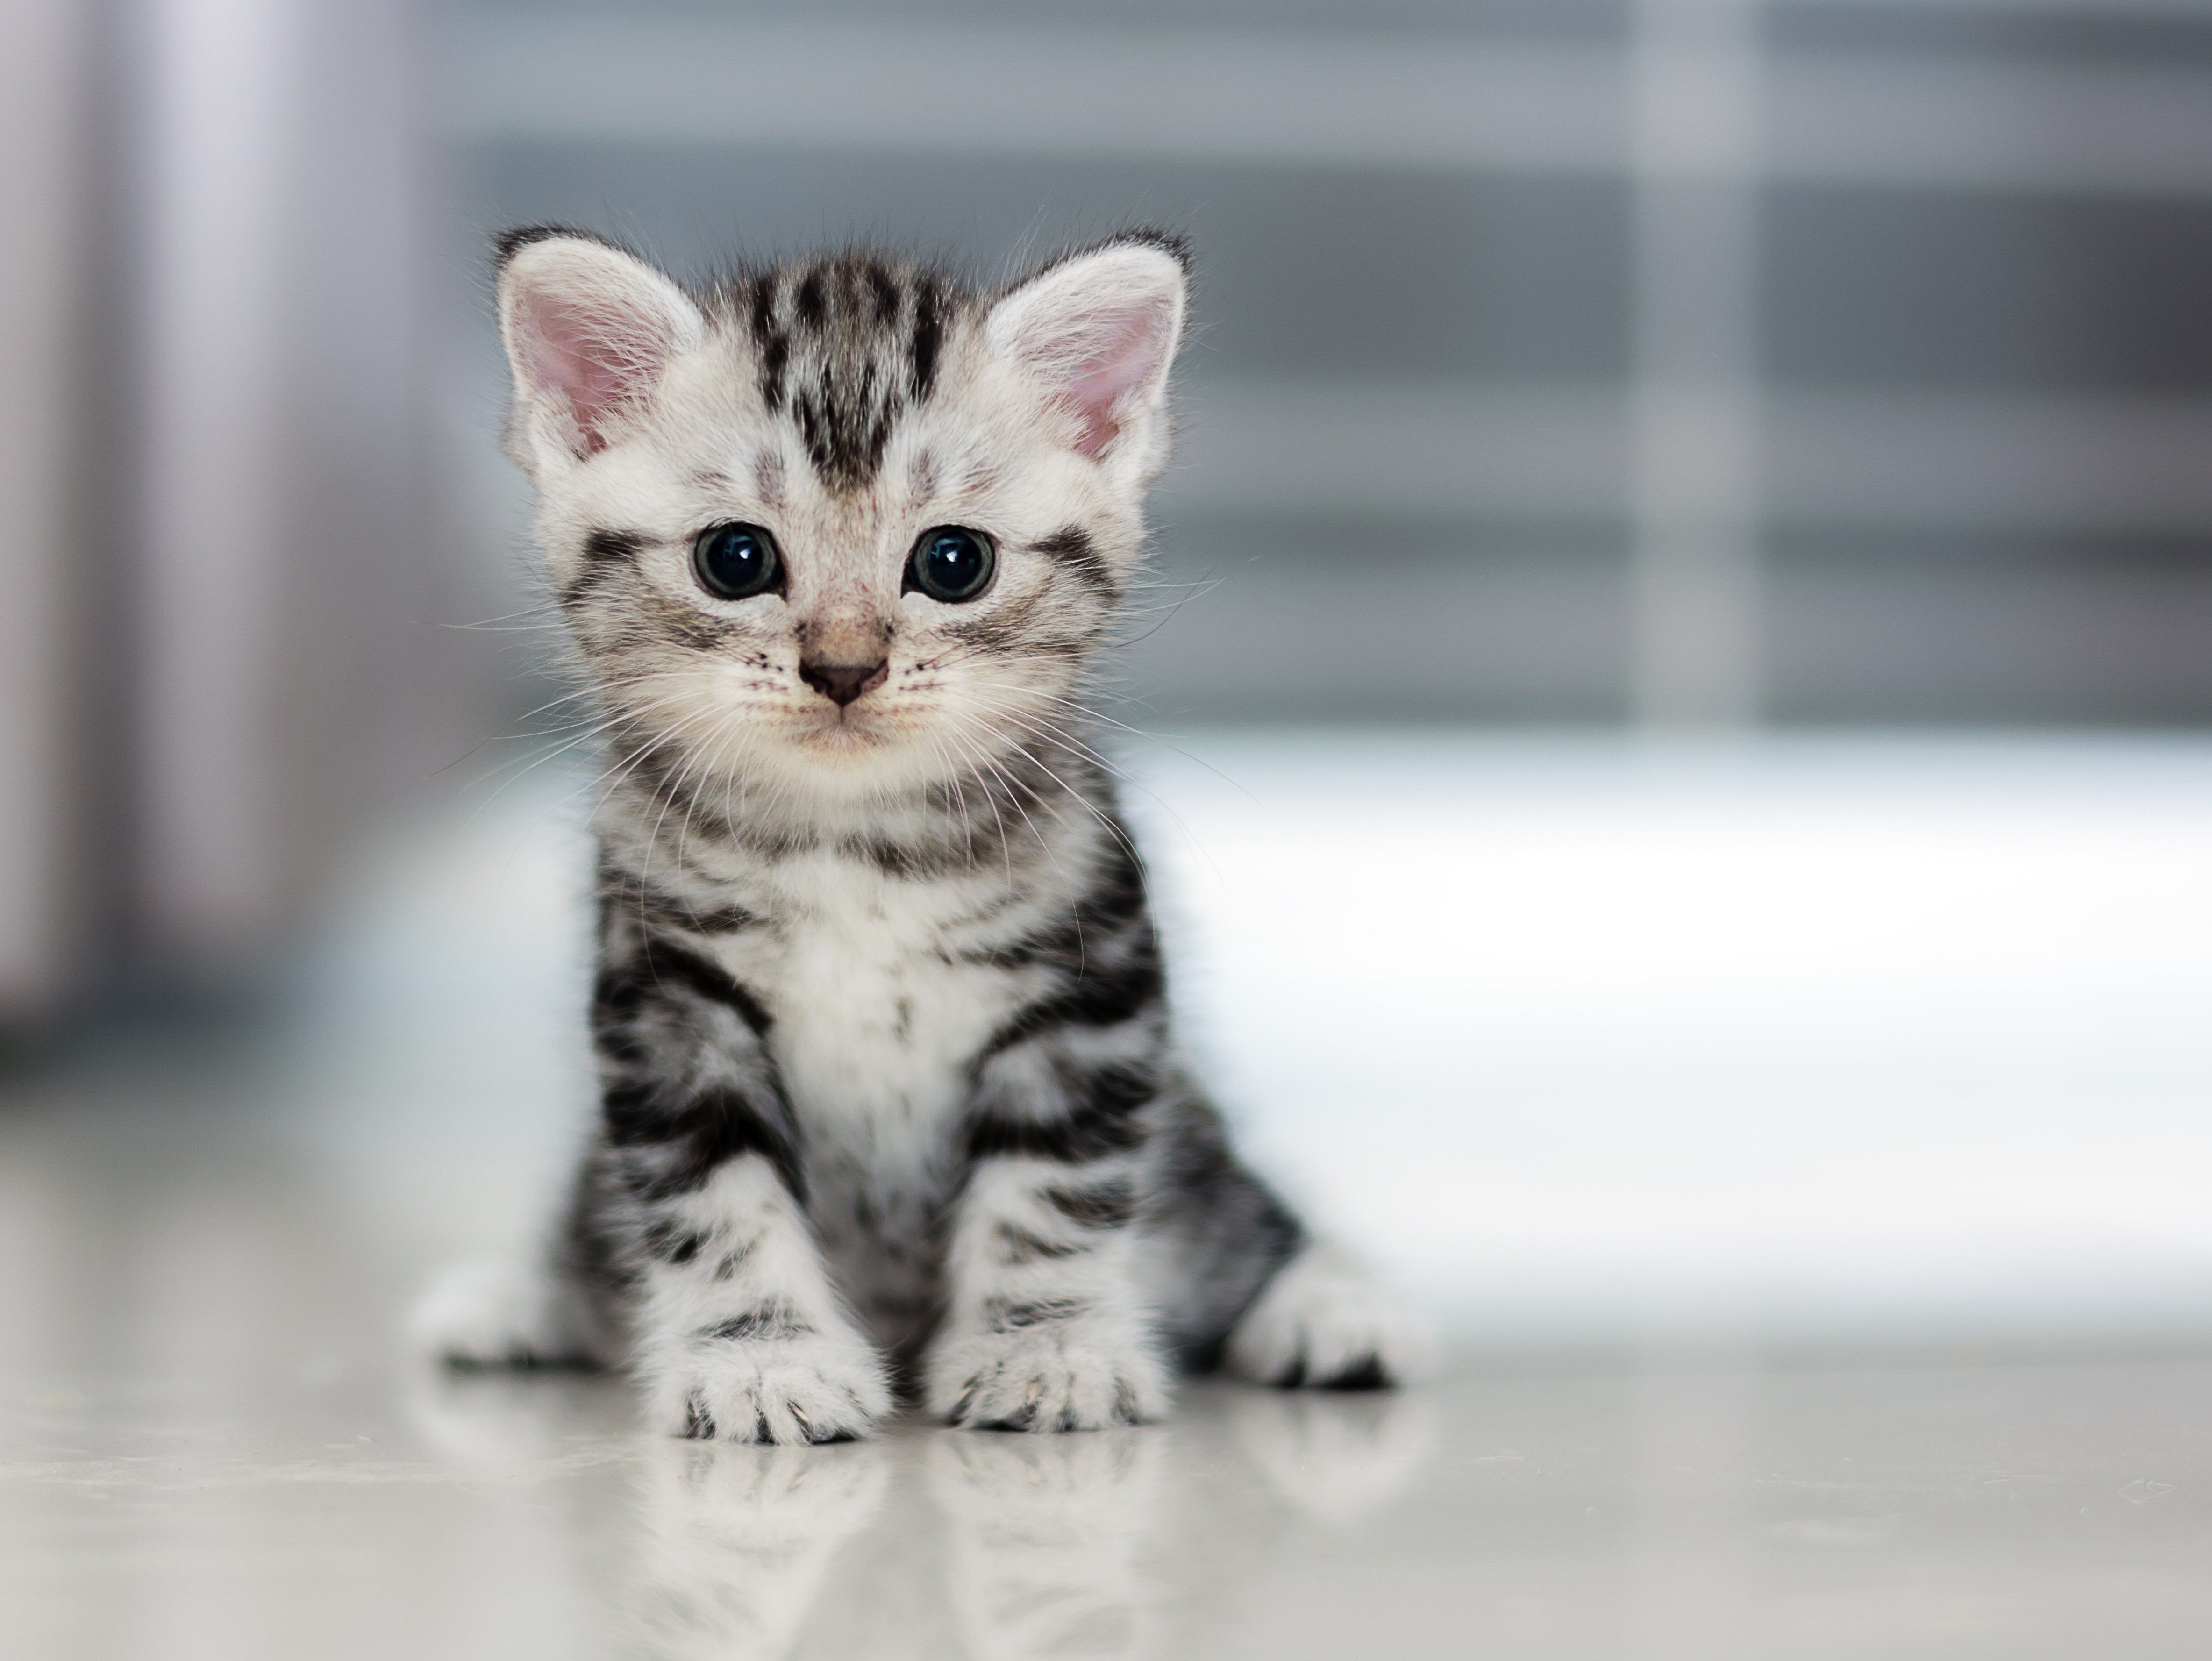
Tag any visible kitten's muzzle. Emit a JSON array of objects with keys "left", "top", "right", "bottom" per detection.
[{"left": 800, "top": 658, "right": 889, "bottom": 708}]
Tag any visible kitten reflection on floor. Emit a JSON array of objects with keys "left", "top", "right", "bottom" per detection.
[
  {"left": 628, "top": 1440, "right": 892, "bottom": 1661},
  {"left": 926, "top": 1430, "right": 1166, "bottom": 1660},
  {"left": 554, "top": 1386, "right": 1434, "bottom": 1659},
  {"left": 1221, "top": 1387, "right": 1439, "bottom": 1526}
]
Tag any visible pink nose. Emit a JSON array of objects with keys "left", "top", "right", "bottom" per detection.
[{"left": 800, "top": 658, "right": 887, "bottom": 707}]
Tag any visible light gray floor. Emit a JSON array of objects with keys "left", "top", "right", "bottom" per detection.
[
  {"left": 5, "top": 735, "right": 2211, "bottom": 1657},
  {"left": 9, "top": 1322, "right": 2212, "bottom": 1659}
]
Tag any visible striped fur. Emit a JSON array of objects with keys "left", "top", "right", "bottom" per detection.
[{"left": 412, "top": 230, "right": 1430, "bottom": 1440}]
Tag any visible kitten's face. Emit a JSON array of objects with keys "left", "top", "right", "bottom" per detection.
[{"left": 498, "top": 234, "right": 1186, "bottom": 814}]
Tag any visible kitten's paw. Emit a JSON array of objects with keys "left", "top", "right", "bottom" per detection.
[
  {"left": 648, "top": 1319, "right": 893, "bottom": 1446},
  {"left": 410, "top": 1255, "right": 596, "bottom": 1368},
  {"left": 926, "top": 1315, "right": 1170, "bottom": 1433},
  {"left": 1224, "top": 1242, "right": 1436, "bottom": 1390}
]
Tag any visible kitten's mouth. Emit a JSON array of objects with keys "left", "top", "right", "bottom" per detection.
[{"left": 793, "top": 706, "right": 893, "bottom": 752}]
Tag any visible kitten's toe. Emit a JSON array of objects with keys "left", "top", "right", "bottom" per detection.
[
  {"left": 927, "top": 1319, "right": 1169, "bottom": 1433},
  {"left": 650, "top": 1327, "right": 893, "bottom": 1445},
  {"left": 410, "top": 1256, "right": 597, "bottom": 1369},
  {"left": 1224, "top": 1242, "right": 1435, "bottom": 1391}
]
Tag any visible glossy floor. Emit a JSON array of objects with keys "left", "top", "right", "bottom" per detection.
[{"left": 7, "top": 1314, "right": 2211, "bottom": 1657}]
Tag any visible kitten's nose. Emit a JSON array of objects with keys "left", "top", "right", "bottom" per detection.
[{"left": 800, "top": 657, "right": 888, "bottom": 707}]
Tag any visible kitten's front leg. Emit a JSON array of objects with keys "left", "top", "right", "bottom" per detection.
[
  {"left": 592, "top": 927, "right": 889, "bottom": 1444},
  {"left": 927, "top": 912, "right": 1179, "bottom": 1432},
  {"left": 632, "top": 1153, "right": 892, "bottom": 1444},
  {"left": 926, "top": 1153, "right": 1170, "bottom": 1433}
]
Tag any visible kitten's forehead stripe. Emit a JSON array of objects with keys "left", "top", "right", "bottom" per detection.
[
  {"left": 718, "top": 255, "right": 970, "bottom": 495},
  {"left": 909, "top": 277, "right": 943, "bottom": 402},
  {"left": 757, "top": 324, "right": 791, "bottom": 414},
  {"left": 867, "top": 264, "right": 899, "bottom": 323}
]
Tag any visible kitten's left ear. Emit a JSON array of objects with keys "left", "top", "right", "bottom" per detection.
[{"left": 987, "top": 233, "right": 1188, "bottom": 469}]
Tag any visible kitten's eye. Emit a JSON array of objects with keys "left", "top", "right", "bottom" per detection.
[
  {"left": 905, "top": 527, "right": 995, "bottom": 603},
  {"left": 692, "top": 522, "right": 783, "bottom": 599}
]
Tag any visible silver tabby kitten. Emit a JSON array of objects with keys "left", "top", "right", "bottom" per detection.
[{"left": 415, "top": 228, "right": 1430, "bottom": 1441}]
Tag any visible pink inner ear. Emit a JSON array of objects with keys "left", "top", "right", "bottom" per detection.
[
  {"left": 514, "top": 287, "right": 671, "bottom": 456},
  {"left": 1062, "top": 305, "right": 1169, "bottom": 459}
]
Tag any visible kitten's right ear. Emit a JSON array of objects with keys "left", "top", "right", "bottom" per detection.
[{"left": 496, "top": 228, "right": 702, "bottom": 473}]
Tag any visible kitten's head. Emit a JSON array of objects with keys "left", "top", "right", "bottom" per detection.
[{"left": 496, "top": 228, "right": 1186, "bottom": 815}]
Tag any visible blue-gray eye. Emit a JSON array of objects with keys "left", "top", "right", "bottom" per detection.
[
  {"left": 692, "top": 522, "right": 782, "bottom": 599},
  {"left": 906, "top": 527, "right": 995, "bottom": 603}
]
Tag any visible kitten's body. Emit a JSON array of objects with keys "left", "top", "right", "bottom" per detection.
[
  {"left": 416, "top": 230, "right": 1427, "bottom": 1440},
  {"left": 567, "top": 742, "right": 1300, "bottom": 1380}
]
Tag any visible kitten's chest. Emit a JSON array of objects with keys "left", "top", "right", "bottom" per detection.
[{"left": 698, "top": 856, "right": 1021, "bottom": 1176}]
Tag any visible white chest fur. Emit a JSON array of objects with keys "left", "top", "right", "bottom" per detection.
[
  {"left": 678, "top": 852, "right": 1042, "bottom": 1340},
  {"left": 691, "top": 852, "right": 1024, "bottom": 1192}
]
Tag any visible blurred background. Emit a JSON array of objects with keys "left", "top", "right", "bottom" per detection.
[{"left": 5, "top": 0, "right": 2212, "bottom": 1344}]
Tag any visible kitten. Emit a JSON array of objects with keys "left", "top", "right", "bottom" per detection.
[{"left": 414, "top": 227, "right": 1430, "bottom": 1440}]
